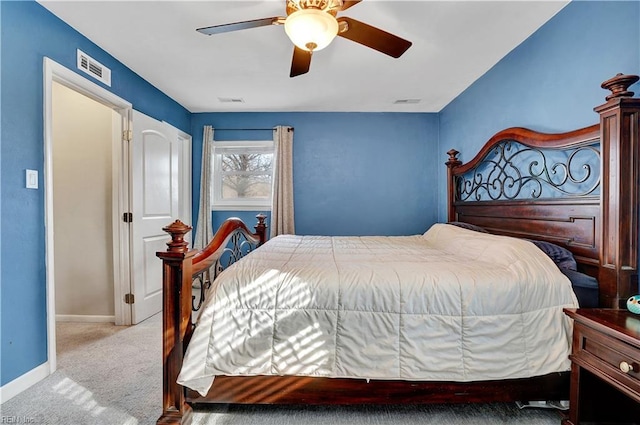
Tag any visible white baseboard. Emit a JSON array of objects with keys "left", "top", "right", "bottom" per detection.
[
  {"left": 0, "top": 362, "right": 50, "bottom": 404},
  {"left": 55, "top": 314, "right": 115, "bottom": 323}
]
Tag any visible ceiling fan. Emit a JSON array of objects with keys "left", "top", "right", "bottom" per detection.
[{"left": 196, "top": 0, "right": 412, "bottom": 77}]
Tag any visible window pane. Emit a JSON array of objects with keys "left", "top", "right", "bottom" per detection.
[
  {"left": 221, "top": 153, "right": 273, "bottom": 173},
  {"left": 211, "top": 142, "right": 274, "bottom": 209},
  {"left": 221, "top": 174, "right": 272, "bottom": 199}
]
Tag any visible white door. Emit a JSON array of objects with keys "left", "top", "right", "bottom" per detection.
[{"left": 130, "top": 110, "right": 181, "bottom": 324}]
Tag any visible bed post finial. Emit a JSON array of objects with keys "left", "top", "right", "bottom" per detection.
[
  {"left": 255, "top": 213, "right": 268, "bottom": 246},
  {"left": 601, "top": 73, "right": 639, "bottom": 101},
  {"left": 446, "top": 149, "right": 462, "bottom": 168},
  {"left": 162, "top": 220, "right": 192, "bottom": 253}
]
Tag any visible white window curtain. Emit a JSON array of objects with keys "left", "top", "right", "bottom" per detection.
[
  {"left": 270, "top": 126, "right": 295, "bottom": 238},
  {"left": 194, "top": 125, "right": 215, "bottom": 249}
]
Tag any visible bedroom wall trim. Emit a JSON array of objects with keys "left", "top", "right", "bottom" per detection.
[
  {"left": 0, "top": 362, "right": 49, "bottom": 404},
  {"left": 55, "top": 315, "right": 116, "bottom": 323}
]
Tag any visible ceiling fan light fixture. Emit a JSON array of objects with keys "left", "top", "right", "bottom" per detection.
[{"left": 284, "top": 9, "right": 338, "bottom": 52}]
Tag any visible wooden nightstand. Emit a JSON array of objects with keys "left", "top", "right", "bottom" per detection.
[{"left": 563, "top": 308, "right": 640, "bottom": 424}]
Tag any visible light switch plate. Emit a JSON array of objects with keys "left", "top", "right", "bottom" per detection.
[{"left": 26, "top": 169, "right": 38, "bottom": 189}]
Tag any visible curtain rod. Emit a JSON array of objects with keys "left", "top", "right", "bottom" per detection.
[{"left": 213, "top": 127, "right": 293, "bottom": 132}]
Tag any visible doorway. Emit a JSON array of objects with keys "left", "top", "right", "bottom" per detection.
[
  {"left": 43, "top": 58, "right": 192, "bottom": 375},
  {"left": 52, "top": 81, "right": 119, "bottom": 323},
  {"left": 44, "top": 57, "right": 132, "bottom": 373}
]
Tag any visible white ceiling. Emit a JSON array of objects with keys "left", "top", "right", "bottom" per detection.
[{"left": 37, "top": 0, "right": 569, "bottom": 113}]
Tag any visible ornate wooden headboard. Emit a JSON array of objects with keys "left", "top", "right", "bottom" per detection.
[{"left": 446, "top": 74, "right": 640, "bottom": 309}]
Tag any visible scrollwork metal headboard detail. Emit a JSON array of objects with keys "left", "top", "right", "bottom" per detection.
[
  {"left": 213, "top": 232, "right": 256, "bottom": 278},
  {"left": 191, "top": 230, "right": 259, "bottom": 312},
  {"left": 456, "top": 140, "right": 600, "bottom": 202}
]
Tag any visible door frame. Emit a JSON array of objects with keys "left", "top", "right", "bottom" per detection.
[
  {"left": 43, "top": 57, "right": 132, "bottom": 372},
  {"left": 166, "top": 122, "right": 192, "bottom": 231}
]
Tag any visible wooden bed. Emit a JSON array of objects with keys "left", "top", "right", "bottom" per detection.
[{"left": 156, "top": 74, "right": 640, "bottom": 425}]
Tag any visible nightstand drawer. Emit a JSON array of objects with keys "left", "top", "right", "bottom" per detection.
[
  {"left": 574, "top": 322, "right": 640, "bottom": 397},
  {"left": 563, "top": 309, "right": 640, "bottom": 425}
]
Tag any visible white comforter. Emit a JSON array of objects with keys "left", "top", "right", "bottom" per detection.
[{"left": 179, "top": 223, "right": 578, "bottom": 396}]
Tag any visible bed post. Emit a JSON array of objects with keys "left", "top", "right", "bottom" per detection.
[
  {"left": 445, "top": 149, "right": 462, "bottom": 222},
  {"left": 595, "top": 73, "right": 640, "bottom": 308},
  {"left": 157, "top": 220, "right": 195, "bottom": 425},
  {"left": 254, "top": 213, "right": 268, "bottom": 246}
]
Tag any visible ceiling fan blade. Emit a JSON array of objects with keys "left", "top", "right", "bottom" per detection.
[
  {"left": 337, "top": 17, "right": 412, "bottom": 58},
  {"left": 290, "top": 47, "right": 312, "bottom": 77},
  {"left": 340, "top": 1, "right": 363, "bottom": 11},
  {"left": 197, "top": 17, "right": 280, "bottom": 35}
]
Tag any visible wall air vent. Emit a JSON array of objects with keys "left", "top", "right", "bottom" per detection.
[
  {"left": 77, "top": 49, "right": 111, "bottom": 87},
  {"left": 218, "top": 97, "right": 245, "bottom": 104}
]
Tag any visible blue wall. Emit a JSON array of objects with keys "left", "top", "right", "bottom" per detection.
[
  {"left": 0, "top": 1, "right": 190, "bottom": 386},
  {"left": 191, "top": 113, "right": 440, "bottom": 237},
  {"left": 437, "top": 0, "right": 640, "bottom": 221}
]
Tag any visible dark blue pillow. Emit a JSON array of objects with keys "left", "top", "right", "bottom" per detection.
[
  {"left": 527, "top": 240, "right": 577, "bottom": 271},
  {"left": 447, "top": 222, "right": 489, "bottom": 233},
  {"left": 561, "top": 268, "right": 599, "bottom": 307}
]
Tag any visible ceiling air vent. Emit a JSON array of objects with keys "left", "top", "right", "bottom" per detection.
[
  {"left": 393, "top": 99, "right": 421, "bottom": 105},
  {"left": 218, "top": 97, "right": 245, "bottom": 104},
  {"left": 77, "top": 49, "right": 111, "bottom": 87}
]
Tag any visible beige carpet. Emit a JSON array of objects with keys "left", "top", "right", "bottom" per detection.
[{"left": 1, "top": 314, "right": 566, "bottom": 424}]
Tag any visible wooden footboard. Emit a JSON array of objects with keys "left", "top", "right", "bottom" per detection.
[{"left": 156, "top": 215, "right": 267, "bottom": 425}]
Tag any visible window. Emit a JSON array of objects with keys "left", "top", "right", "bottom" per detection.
[{"left": 211, "top": 140, "right": 274, "bottom": 210}]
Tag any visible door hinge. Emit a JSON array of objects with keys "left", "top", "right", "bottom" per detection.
[
  {"left": 124, "top": 293, "right": 135, "bottom": 304},
  {"left": 123, "top": 212, "right": 133, "bottom": 223},
  {"left": 123, "top": 129, "right": 132, "bottom": 142}
]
